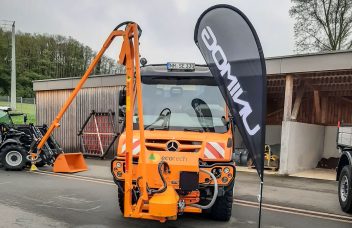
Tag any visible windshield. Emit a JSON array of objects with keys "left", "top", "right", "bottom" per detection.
[
  {"left": 133, "top": 76, "right": 228, "bottom": 133},
  {"left": 0, "top": 111, "right": 12, "bottom": 125}
]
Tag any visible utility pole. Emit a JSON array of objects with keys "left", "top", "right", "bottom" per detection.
[{"left": 10, "top": 21, "right": 16, "bottom": 110}]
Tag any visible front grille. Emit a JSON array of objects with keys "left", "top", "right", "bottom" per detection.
[{"left": 145, "top": 139, "right": 202, "bottom": 152}]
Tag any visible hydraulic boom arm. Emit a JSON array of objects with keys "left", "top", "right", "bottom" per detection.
[{"left": 29, "top": 23, "right": 147, "bottom": 182}]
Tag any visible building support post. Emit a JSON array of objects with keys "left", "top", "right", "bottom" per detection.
[
  {"left": 291, "top": 81, "right": 305, "bottom": 120},
  {"left": 280, "top": 74, "right": 294, "bottom": 175},
  {"left": 283, "top": 75, "right": 293, "bottom": 121}
]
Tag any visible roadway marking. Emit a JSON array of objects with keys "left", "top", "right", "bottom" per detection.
[
  {"left": 28, "top": 170, "right": 352, "bottom": 224},
  {"left": 36, "top": 204, "right": 101, "bottom": 212},
  {"left": 28, "top": 170, "right": 115, "bottom": 186},
  {"left": 234, "top": 199, "right": 352, "bottom": 220},
  {"left": 56, "top": 195, "right": 95, "bottom": 203},
  {"left": 234, "top": 200, "right": 352, "bottom": 224}
]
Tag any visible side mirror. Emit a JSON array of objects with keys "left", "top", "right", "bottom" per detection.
[
  {"left": 23, "top": 114, "right": 28, "bottom": 124},
  {"left": 221, "top": 116, "right": 231, "bottom": 129},
  {"left": 140, "top": 57, "right": 147, "bottom": 67},
  {"left": 118, "top": 87, "right": 126, "bottom": 107},
  {"left": 118, "top": 106, "right": 126, "bottom": 118}
]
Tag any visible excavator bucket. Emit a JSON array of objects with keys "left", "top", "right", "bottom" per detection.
[{"left": 53, "top": 153, "right": 88, "bottom": 173}]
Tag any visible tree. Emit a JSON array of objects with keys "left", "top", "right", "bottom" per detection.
[
  {"left": 290, "top": 0, "right": 352, "bottom": 52},
  {"left": 0, "top": 29, "right": 11, "bottom": 95},
  {"left": 0, "top": 29, "right": 122, "bottom": 97}
]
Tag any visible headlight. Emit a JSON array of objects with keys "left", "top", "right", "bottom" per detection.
[
  {"left": 211, "top": 168, "right": 222, "bottom": 178},
  {"left": 222, "top": 177, "right": 228, "bottom": 183},
  {"left": 223, "top": 167, "right": 230, "bottom": 174},
  {"left": 116, "top": 162, "right": 121, "bottom": 168}
]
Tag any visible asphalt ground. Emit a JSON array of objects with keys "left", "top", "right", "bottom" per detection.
[{"left": 0, "top": 160, "right": 351, "bottom": 227}]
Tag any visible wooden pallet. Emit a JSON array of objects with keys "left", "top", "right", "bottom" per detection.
[{"left": 248, "top": 158, "right": 279, "bottom": 171}]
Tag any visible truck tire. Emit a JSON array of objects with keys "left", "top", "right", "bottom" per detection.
[
  {"left": 116, "top": 181, "right": 138, "bottom": 214},
  {"left": 338, "top": 165, "right": 352, "bottom": 213},
  {"left": 117, "top": 181, "right": 125, "bottom": 213},
  {"left": 210, "top": 185, "right": 234, "bottom": 221},
  {"left": 1, "top": 144, "right": 27, "bottom": 171}
]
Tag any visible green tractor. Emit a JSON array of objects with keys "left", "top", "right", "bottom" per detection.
[{"left": 0, "top": 106, "right": 61, "bottom": 170}]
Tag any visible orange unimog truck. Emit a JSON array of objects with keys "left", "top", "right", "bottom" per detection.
[{"left": 112, "top": 63, "right": 236, "bottom": 221}]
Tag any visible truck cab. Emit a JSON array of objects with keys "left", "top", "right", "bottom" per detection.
[
  {"left": 112, "top": 63, "right": 236, "bottom": 221},
  {"left": 336, "top": 123, "right": 352, "bottom": 213}
]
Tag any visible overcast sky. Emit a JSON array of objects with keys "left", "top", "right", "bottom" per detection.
[{"left": 1, "top": 0, "right": 295, "bottom": 64}]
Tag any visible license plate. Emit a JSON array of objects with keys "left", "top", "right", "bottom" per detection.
[{"left": 167, "top": 62, "right": 195, "bottom": 71}]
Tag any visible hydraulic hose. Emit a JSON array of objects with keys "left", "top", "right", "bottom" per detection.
[
  {"left": 147, "top": 161, "right": 169, "bottom": 194},
  {"left": 190, "top": 169, "right": 218, "bottom": 210},
  {"left": 113, "top": 21, "right": 142, "bottom": 38}
]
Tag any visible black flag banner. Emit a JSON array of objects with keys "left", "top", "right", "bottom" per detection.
[{"left": 194, "top": 5, "right": 266, "bottom": 181}]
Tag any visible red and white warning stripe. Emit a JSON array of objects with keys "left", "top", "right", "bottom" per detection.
[
  {"left": 204, "top": 142, "right": 225, "bottom": 159},
  {"left": 120, "top": 138, "right": 140, "bottom": 155}
]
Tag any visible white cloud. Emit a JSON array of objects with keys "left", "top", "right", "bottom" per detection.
[{"left": 174, "top": 0, "right": 191, "bottom": 13}]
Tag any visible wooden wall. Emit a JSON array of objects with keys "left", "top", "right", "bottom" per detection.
[
  {"left": 36, "top": 86, "right": 122, "bottom": 155},
  {"left": 267, "top": 92, "right": 352, "bottom": 126},
  {"left": 267, "top": 71, "right": 352, "bottom": 126}
]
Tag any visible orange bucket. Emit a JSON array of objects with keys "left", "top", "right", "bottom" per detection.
[{"left": 53, "top": 153, "right": 88, "bottom": 173}]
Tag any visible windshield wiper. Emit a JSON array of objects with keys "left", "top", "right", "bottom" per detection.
[
  {"left": 183, "top": 128, "right": 204, "bottom": 132},
  {"left": 144, "top": 108, "right": 171, "bottom": 130},
  {"left": 147, "top": 126, "right": 170, "bottom": 131}
]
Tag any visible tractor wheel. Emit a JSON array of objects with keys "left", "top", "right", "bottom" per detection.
[
  {"left": 338, "top": 165, "right": 352, "bottom": 213},
  {"left": 35, "top": 160, "right": 46, "bottom": 167},
  {"left": 1, "top": 144, "right": 27, "bottom": 171},
  {"left": 210, "top": 184, "right": 234, "bottom": 221}
]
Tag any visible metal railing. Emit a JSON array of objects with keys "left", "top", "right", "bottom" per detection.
[{"left": 0, "top": 95, "right": 36, "bottom": 112}]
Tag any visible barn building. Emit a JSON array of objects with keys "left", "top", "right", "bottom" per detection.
[{"left": 33, "top": 50, "right": 352, "bottom": 175}]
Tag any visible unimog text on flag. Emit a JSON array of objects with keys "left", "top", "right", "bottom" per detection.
[{"left": 201, "top": 26, "right": 260, "bottom": 136}]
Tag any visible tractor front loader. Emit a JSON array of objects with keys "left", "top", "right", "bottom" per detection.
[{"left": 0, "top": 107, "right": 63, "bottom": 170}]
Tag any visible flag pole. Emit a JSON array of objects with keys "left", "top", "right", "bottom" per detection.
[{"left": 258, "top": 177, "right": 264, "bottom": 227}]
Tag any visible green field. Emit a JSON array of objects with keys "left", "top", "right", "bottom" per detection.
[{"left": 0, "top": 102, "right": 36, "bottom": 124}]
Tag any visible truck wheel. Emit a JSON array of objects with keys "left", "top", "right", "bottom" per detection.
[
  {"left": 116, "top": 181, "right": 138, "bottom": 214},
  {"left": 1, "top": 145, "right": 27, "bottom": 171},
  {"left": 339, "top": 165, "right": 352, "bottom": 213},
  {"left": 210, "top": 185, "right": 234, "bottom": 221},
  {"left": 117, "top": 181, "right": 125, "bottom": 213}
]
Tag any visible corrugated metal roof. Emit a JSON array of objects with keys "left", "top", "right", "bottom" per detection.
[
  {"left": 33, "top": 74, "right": 125, "bottom": 91},
  {"left": 266, "top": 50, "right": 352, "bottom": 74}
]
